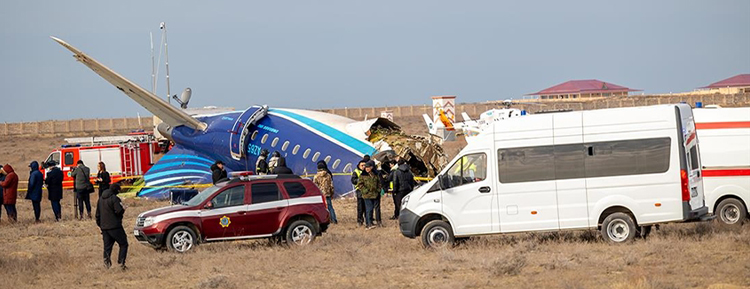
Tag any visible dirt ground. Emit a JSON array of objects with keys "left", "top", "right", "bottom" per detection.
[
  {"left": 0, "top": 197, "right": 748, "bottom": 289},
  {"left": 1, "top": 116, "right": 749, "bottom": 288}
]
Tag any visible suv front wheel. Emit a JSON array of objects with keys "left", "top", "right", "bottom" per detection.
[
  {"left": 166, "top": 225, "right": 197, "bottom": 253},
  {"left": 286, "top": 220, "right": 317, "bottom": 245}
]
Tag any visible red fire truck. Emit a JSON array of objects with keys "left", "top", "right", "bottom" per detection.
[{"left": 43, "top": 133, "right": 162, "bottom": 189}]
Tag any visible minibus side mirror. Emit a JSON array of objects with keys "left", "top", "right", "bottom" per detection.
[{"left": 438, "top": 175, "right": 452, "bottom": 190}]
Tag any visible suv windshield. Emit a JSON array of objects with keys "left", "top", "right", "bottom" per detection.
[{"left": 183, "top": 183, "right": 226, "bottom": 206}]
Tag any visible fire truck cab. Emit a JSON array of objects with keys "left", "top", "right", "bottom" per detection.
[{"left": 44, "top": 134, "right": 160, "bottom": 189}]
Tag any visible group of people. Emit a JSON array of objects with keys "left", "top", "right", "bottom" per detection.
[
  {"left": 209, "top": 150, "right": 296, "bottom": 185},
  {"left": 0, "top": 160, "right": 127, "bottom": 269},
  {"left": 352, "top": 155, "right": 416, "bottom": 230}
]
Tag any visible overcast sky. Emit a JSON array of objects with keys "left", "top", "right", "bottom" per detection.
[{"left": 1, "top": 1, "right": 748, "bottom": 122}]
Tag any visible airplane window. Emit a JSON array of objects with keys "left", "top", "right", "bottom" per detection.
[
  {"left": 343, "top": 163, "right": 353, "bottom": 173},
  {"left": 303, "top": 149, "right": 311, "bottom": 159},
  {"left": 312, "top": 152, "right": 321, "bottom": 162},
  {"left": 261, "top": 134, "right": 269, "bottom": 144},
  {"left": 282, "top": 141, "right": 290, "bottom": 151},
  {"left": 332, "top": 159, "right": 341, "bottom": 169},
  {"left": 292, "top": 145, "right": 300, "bottom": 155},
  {"left": 251, "top": 130, "right": 258, "bottom": 141},
  {"left": 271, "top": 137, "right": 279, "bottom": 147},
  {"left": 324, "top": 156, "right": 331, "bottom": 164}
]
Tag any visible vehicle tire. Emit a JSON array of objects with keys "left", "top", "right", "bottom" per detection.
[
  {"left": 286, "top": 220, "right": 317, "bottom": 245},
  {"left": 637, "top": 225, "right": 652, "bottom": 239},
  {"left": 716, "top": 198, "right": 747, "bottom": 225},
  {"left": 166, "top": 225, "right": 197, "bottom": 253},
  {"left": 600, "top": 212, "right": 637, "bottom": 244},
  {"left": 420, "top": 220, "right": 455, "bottom": 249}
]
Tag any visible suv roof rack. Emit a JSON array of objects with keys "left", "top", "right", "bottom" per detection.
[{"left": 229, "top": 174, "right": 302, "bottom": 183}]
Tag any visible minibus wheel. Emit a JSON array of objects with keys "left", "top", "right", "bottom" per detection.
[
  {"left": 421, "top": 220, "right": 455, "bottom": 249},
  {"left": 601, "top": 212, "right": 636, "bottom": 243},
  {"left": 716, "top": 198, "right": 747, "bottom": 225}
]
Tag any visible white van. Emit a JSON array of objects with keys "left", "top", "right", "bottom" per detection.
[
  {"left": 693, "top": 107, "right": 750, "bottom": 225},
  {"left": 399, "top": 104, "right": 709, "bottom": 247}
]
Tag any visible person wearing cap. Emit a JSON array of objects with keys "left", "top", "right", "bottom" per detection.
[
  {"left": 313, "top": 160, "right": 337, "bottom": 224},
  {"left": 356, "top": 161, "right": 381, "bottom": 230},
  {"left": 255, "top": 149, "right": 270, "bottom": 175},
  {"left": 211, "top": 160, "right": 228, "bottom": 184},
  {"left": 268, "top": 151, "right": 281, "bottom": 172},
  {"left": 0, "top": 164, "right": 18, "bottom": 222},
  {"left": 96, "top": 183, "right": 128, "bottom": 270},
  {"left": 26, "top": 161, "right": 44, "bottom": 222},
  {"left": 271, "top": 157, "right": 294, "bottom": 175},
  {"left": 45, "top": 161, "right": 64, "bottom": 221}
]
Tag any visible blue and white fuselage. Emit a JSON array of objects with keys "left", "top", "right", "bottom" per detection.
[{"left": 141, "top": 107, "right": 386, "bottom": 199}]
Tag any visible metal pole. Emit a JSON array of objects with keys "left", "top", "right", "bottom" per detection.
[
  {"left": 150, "top": 32, "right": 156, "bottom": 93},
  {"left": 161, "top": 22, "right": 172, "bottom": 104}
]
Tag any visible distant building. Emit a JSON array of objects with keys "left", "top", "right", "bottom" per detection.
[
  {"left": 526, "top": 79, "right": 640, "bottom": 101},
  {"left": 700, "top": 74, "right": 750, "bottom": 94}
]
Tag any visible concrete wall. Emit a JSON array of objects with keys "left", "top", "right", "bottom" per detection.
[
  {"left": 2, "top": 117, "right": 153, "bottom": 136},
  {"left": 2, "top": 93, "right": 748, "bottom": 136}
]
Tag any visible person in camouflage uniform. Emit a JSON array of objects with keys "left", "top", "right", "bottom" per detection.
[
  {"left": 356, "top": 161, "right": 381, "bottom": 230},
  {"left": 313, "top": 161, "right": 337, "bottom": 224}
]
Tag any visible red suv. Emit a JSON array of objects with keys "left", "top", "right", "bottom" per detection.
[{"left": 133, "top": 175, "right": 330, "bottom": 253}]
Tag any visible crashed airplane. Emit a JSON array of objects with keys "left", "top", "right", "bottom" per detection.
[{"left": 51, "top": 37, "right": 446, "bottom": 199}]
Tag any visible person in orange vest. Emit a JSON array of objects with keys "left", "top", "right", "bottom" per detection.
[{"left": 351, "top": 160, "right": 367, "bottom": 226}]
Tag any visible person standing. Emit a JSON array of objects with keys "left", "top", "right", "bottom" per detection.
[
  {"left": 351, "top": 160, "right": 367, "bottom": 226},
  {"left": 70, "top": 160, "right": 93, "bottom": 219},
  {"left": 271, "top": 157, "right": 294, "bottom": 175},
  {"left": 356, "top": 161, "right": 381, "bottom": 230},
  {"left": 95, "top": 184, "right": 128, "bottom": 270},
  {"left": 96, "top": 162, "right": 111, "bottom": 199},
  {"left": 26, "top": 161, "right": 44, "bottom": 223},
  {"left": 391, "top": 159, "right": 416, "bottom": 219},
  {"left": 0, "top": 164, "right": 18, "bottom": 222},
  {"left": 268, "top": 151, "right": 280, "bottom": 172},
  {"left": 313, "top": 160, "right": 337, "bottom": 224},
  {"left": 211, "top": 161, "right": 227, "bottom": 184},
  {"left": 45, "top": 161, "right": 64, "bottom": 221},
  {"left": 255, "top": 149, "right": 270, "bottom": 175}
]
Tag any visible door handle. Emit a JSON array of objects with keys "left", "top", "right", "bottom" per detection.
[
  {"left": 479, "top": 186, "right": 491, "bottom": 193},
  {"left": 237, "top": 211, "right": 246, "bottom": 215}
]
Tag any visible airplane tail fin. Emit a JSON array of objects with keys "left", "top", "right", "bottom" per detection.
[
  {"left": 423, "top": 114, "right": 438, "bottom": 134},
  {"left": 461, "top": 112, "right": 472, "bottom": 122},
  {"left": 51, "top": 36, "right": 207, "bottom": 131}
]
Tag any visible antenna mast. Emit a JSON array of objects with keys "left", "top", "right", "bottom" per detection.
[{"left": 161, "top": 22, "right": 172, "bottom": 104}]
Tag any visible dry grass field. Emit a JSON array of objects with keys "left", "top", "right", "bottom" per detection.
[{"left": 1, "top": 116, "right": 749, "bottom": 288}]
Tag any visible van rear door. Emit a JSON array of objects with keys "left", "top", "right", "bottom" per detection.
[{"left": 676, "top": 104, "right": 705, "bottom": 214}]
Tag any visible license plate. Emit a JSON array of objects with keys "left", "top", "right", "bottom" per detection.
[{"left": 134, "top": 230, "right": 140, "bottom": 236}]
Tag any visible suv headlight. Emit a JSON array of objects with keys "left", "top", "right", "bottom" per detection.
[
  {"left": 143, "top": 217, "right": 155, "bottom": 227},
  {"left": 401, "top": 194, "right": 410, "bottom": 209}
]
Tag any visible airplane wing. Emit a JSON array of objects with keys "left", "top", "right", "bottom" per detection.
[
  {"left": 461, "top": 112, "right": 472, "bottom": 122},
  {"left": 51, "top": 36, "right": 207, "bottom": 131}
]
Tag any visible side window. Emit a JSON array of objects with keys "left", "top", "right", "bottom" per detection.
[
  {"left": 498, "top": 146, "right": 555, "bottom": 183},
  {"left": 64, "top": 152, "right": 74, "bottom": 166},
  {"left": 689, "top": 146, "right": 700, "bottom": 170},
  {"left": 250, "top": 130, "right": 258, "bottom": 141},
  {"left": 584, "top": 138, "right": 670, "bottom": 178},
  {"left": 251, "top": 183, "right": 282, "bottom": 204},
  {"left": 283, "top": 182, "right": 307, "bottom": 198},
  {"left": 446, "top": 153, "right": 487, "bottom": 187},
  {"left": 211, "top": 185, "right": 246, "bottom": 209}
]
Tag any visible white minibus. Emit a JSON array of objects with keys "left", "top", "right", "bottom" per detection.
[{"left": 399, "top": 104, "right": 710, "bottom": 247}]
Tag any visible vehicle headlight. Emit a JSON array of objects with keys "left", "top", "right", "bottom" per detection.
[
  {"left": 143, "top": 217, "right": 155, "bottom": 227},
  {"left": 401, "top": 194, "right": 410, "bottom": 209}
]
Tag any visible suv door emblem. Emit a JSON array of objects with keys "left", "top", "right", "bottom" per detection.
[{"left": 220, "top": 216, "right": 231, "bottom": 228}]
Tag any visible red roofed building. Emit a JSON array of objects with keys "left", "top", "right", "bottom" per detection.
[
  {"left": 700, "top": 74, "right": 750, "bottom": 94},
  {"left": 527, "top": 79, "right": 640, "bottom": 101}
]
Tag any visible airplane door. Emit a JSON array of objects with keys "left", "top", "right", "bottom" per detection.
[
  {"left": 440, "top": 152, "right": 494, "bottom": 236},
  {"left": 229, "top": 106, "right": 267, "bottom": 161}
]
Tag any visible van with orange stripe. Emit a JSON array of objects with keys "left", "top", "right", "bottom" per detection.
[
  {"left": 400, "top": 104, "right": 710, "bottom": 247},
  {"left": 694, "top": 107, "right": 750, "bottom": 225}
]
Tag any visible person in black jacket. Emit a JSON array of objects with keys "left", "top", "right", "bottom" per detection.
[
  {"left": 95, "top": 184, "right": 128, "bottom": 270},
  {"left": 44, "top": 161, "right": 64, "bottom": 221},
  {"left": 391, "top": 159, "right": 416, "bottom": 219},
  {"left": 211, "top": 161, "right": 228, "bottom": 184},
  {"left": 256, "top": 149, "right": 270, "bottom": 175},
  {"left": 96, "top": 162, "right": 111, "bottom": 199},
  {"left": 271, "top": 157, "right": 294, "bottom": 175}
]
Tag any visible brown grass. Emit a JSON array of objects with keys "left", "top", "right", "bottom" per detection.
[{"left": 0, "top": 196, "right": 749, "bottom": 289}]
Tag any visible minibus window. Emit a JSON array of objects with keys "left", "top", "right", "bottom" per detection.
[
  {"left": 689, "top": 146, "right": 699, "bottom": 170},
  {"left": 446, "top": 153, "right": 487, "bottom": 187}
]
